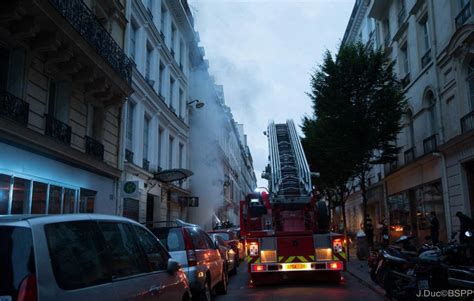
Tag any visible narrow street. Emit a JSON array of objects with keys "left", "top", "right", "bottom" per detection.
[{"left": 216, "top": 263, "right": 386, "bottom": 301}]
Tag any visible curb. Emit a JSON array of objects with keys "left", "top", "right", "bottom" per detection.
[{"left": 346, "top": 261, "right": 387, "bottom": 299}]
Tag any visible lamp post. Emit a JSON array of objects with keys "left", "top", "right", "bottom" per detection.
[{"left": 187, "top": 99, "right": 205, "bottom": 109}]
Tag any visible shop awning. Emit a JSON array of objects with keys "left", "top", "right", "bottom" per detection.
[{"left": 153, "top": 168, "right": 193, "bottom": 183}]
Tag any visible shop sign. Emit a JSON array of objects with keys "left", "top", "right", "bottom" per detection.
[{"left": 122, "top": 181, "right": 139, "bottom": 198}]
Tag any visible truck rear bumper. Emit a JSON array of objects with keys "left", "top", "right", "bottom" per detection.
[{"left": 249, "top": 260, "right": 344, "bottom": 273}]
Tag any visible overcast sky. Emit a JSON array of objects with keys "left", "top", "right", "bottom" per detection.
[{"left": 188, "top": 0, "right": 354, "bottom": 187}]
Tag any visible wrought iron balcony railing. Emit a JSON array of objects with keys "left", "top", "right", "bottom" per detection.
[
  {"left": 461, "top": 110, "right": 474, "bottom": 133},
  {"left": 49, "top": 0, "right": 133, "bottom": 84},
  {"left": 423, "top": 134, "right": 437, "bottom": 154},
  {"left": 398, "top": 6, "right": 406, "bottom": 27},
  {"left": 404, "top": 147, "right": 416, "bottom": 165},
  {"left": 125, "top": 149, "right": 134, "bottom": 162},
  {"left": 0, "top": 91, "right": 29, "bottom": 125},
  {"left": 401, "top": 72, "right": 411, "bottom": 89},
  {"left": 143, "top": 158, "right": 150, "bottom": 171},
  {"left": 421, "top": 49, "right": 432, "bottom": 69},
  {"left": 160, "top": 31, "right": 165, "bottom": 42},
  {"left": 45, "top": 114, "right": 71, "bottom": 144},
  {"left": 85, "top": 135, "right": 104, "bottom": 160},
  {"left": 456, "top": 2, "right": 471, "bottom": 28}
]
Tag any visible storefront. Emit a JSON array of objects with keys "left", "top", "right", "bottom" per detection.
[{"left": 0, "top": 142, "right": 117, "bottom": 215}]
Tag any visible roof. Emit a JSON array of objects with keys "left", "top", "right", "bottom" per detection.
[{"left": 0, "top": 214, "right": 139, "bottom": 226}]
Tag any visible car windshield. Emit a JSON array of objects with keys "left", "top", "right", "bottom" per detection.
[
  {"left": 0, "top": 226, "right": 35, "bottom": 301},
  {"left": 151, "top": 227, "right": 185, "bottom": 251}
]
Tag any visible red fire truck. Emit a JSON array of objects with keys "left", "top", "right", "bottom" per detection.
[{"left": 240, "top": 120, "right": 347, "bottom": 284}]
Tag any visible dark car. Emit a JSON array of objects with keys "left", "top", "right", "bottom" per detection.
[
  {"left": 147, "top": 220, "right": 227, "bottom": 301},
  {"left": 210, "top": 233, "right": 237, "bottom": 277},
  {"left": 208, "top": 229, "right": 244, "bottom": 263}
]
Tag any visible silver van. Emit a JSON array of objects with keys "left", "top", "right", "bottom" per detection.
[
  {"left": 0, "top": 214, "right": 191, "bottom": 301},
  {"left": 148, "top": 220, "right": 227, "bottom": 301}
]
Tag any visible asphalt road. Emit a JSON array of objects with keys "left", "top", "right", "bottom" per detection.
[{"left": 214, "top": 262, "right": 386, "bottom": 301}]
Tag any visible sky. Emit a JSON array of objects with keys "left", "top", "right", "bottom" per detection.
[{"left": 188, "top": 0, "right": 354, "bottom": 187}]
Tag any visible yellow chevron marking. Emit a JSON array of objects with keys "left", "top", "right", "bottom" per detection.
[
  {"left": 286, "top": 256, "right": 296, "bottom": 263},
  {"left": 255, "top": 257, "right": 261, "bottom": 263},
  {"left": 297, "top": 256, "right": 307, "bottom": 262},
  {"left": 309, "top": 255, "right": 315, "bottom": 261},
  {"left": 278, "top": 256, "right": 284, "bottom": 262},
  {"left": 339, "top": 252, "right": 347, "bottom": 259}
]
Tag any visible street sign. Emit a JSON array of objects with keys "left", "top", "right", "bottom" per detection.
[
  {"left": 178, "top": 196, "right": 199, "bottom": 207},
  {"left": 122, "top": 181, "right": 139, "bottom": 198}
]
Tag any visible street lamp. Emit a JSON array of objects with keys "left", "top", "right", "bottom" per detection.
[{"left": 187, "top": 99, "right": 205, "bottom": 109}]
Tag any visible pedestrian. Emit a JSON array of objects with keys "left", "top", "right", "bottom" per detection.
[
  {"left": 365, "top": 215, "right": 374, "bottom": 249},
  {"left": 456, "top": 211, "right": 474, "bottom": 243},
  {"left": 380, "top": 217, "right": 389, "bottom": 249},
  {"left": 429, "top": 211, "right": 440, "bottom": 245}
]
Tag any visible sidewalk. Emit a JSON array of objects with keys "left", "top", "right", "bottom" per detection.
[{"left": 345, "top": 248, "right": 386, "bottom": 298}]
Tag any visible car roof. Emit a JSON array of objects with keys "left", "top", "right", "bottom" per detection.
[{"left": 0, "top": 214, "right": 142, "bottom": 227}]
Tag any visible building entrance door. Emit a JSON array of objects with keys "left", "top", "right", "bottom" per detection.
[{"left": 464, "top": 160, "right": 474, "bottom": 217}]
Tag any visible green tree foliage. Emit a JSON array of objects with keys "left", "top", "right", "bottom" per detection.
[{"left": 302, "top": 42, "right": 406, "bottom": 241}]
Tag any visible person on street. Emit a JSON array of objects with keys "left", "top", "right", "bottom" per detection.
[
  {"left": 365, "top": 215, "right": 374, "bottom": 249},
  {"left": 380, "top": 217, "right": 389, "bottom": 249},
  {"left": 456, "top": 211, "right": 474, "bottom": 243},
  {"left": 429, "top": 211, "right": 440, "bottom": 245}
]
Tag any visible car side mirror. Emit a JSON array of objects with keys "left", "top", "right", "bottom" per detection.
[{"left": 167, "top": 259, "right": 181, "bottom": 274}]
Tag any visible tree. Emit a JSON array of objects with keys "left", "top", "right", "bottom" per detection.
[{"left": 302, "top": 43, "right": 406, "bottom": 249}]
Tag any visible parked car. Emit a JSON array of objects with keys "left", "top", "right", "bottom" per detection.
[
  {"left": 208, "top": 229, "right": 244, "bottom": 262},
  {"left": 0, "top": 214, "right": 191, "bottom": 301},
  {"left": 210, "top": 233, "right": 237, "bottom": 276},
  {"left": 148, "top": 220, "right": 227, "bottom": 301}
]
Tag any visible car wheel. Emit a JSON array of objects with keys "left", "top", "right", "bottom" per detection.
[
  {"left": 195, "top": 278, "right": 212, "bottom": 301},
  {"left": 215, "top": 267, "right": 228, "bottom": 295}
]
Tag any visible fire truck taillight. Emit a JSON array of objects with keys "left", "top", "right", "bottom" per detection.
[
  {"left": 251, "top": 264, "right": 267, "bottom": 272},
  {"left": 315, "top": 248, "right": 332, "bottom": 261},
  {"left": 249, "top": 242, "right": 259, "bottom": 256},
  {"left": 333, "top": 239, "right": 343, "bottom": 253},
  {"left": 328, "top": 262, "right": 343, "bottom": 270},
  {"left": 260, "top": 250, "right": 277, "bottom": 263}
]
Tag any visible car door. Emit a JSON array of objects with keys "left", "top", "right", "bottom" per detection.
[
  {"left": 133, "top": 225, "right": 187, "bottom": 301},
  {"left": 96, "top": 221, "right": 158, "bottom": 301},
  {"left": 200, "top": 230, "right": 222, "bottom": 288}
]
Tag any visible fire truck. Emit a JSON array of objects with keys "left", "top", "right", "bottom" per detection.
[{"left": 240, "top": 120, "right": 347, "bottom": 284}]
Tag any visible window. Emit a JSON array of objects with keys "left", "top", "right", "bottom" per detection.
[
  {"left": 98, "top": 222, "right": 148, "bottom": 277},
  {"left": 171, "top": 23, "right": 176, "bottom": 52},
  {"left": 179, "top": 40, "right": 185, "bottom": 66},
  {"left": 159, "top": 62, "right": 165, "bottom": 97},
  {"left": 188, "top": 228, "right": 207, "bottom": 249},
  {"left": 79, "top": 188, "right": 96, "bottom": 213},
  {"left": 63, "top": 188, "right": 75, "bottom": 213},
  {"left": 45, "top": 221, "right": 111, "bottom": 290},
  {"left": 161, "top": 4, "right": 167, "bottom": 34},
  {"left": 151, "top": 227, "right": 185, "bottom": 252},
  {"left": 31, "top": 182, "right": 47, "bottom": 214},
  {"left": 11, "top": 177, "right": 30, "bottom": 214},
  {"left": 145, "top": 43, "right": 152, "bottom": 79},
  {"left": 48, "top": 81, "right": 71, "bottom": 124},
  {"left": 467, "top": 59, "right": 474, "bottom": 110},
  {"left": 158, "top": 127, "right": 164, "bottom": 168},
  {"left": 87, "top": 104, "right": 103, "bottom": 140},
  {"left": 169, "top": 136, "right": 174, "bottom": 169},
  {"left": 0, "top": 46, "right": 26, "bottom": 98},
  {"left": 179, "top": 89, "right": 183, "bottom": 117},
  {"left": 0, "top": 174, "right": 11, "bottom": 214},
  {"left": 48, "top": 185, "right": 62, "bottom": 214},
  {"left": 406, "top": 110, "right": 415, "bottom": 147},
  {"left": 130, "top": 23, "right": 138, "bottom": 61},
  {"left": 179, "top": 143, "right": 184, "bottom": 168},
  {"left": 170, "top": 77, "right": 175, "bottom": 108},
  {"left": 401, "top": 43, "right": 409, "bottom": 75},
  {"left": 126, "top": 101, "right": 134, "bottom": 150},
  {"left": 143, "top": 115, "right": 149, "bottom": 160},
  {"left": 425, "top": 90, "right": 437, "bottom": 135},
  {"left": 200, "top": 230, "right": 216, "bottom": 249},
  {"left": 421, "top": 18, "right": 430, "bottom": 52},
  {"left": 133, "top": 225, "right": 169, "bottom": 271}
]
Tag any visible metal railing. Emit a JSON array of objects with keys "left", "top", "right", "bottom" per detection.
[
  {"left": 85, "top": 135, "right": 104, "bottom": 160},
  {"left": 404, "top": 147, "right": 416, "bottom": 165},
  {"left": 456, "top": 2, "right": 471, "bottom": 28},
  {"left": 423, "top": 134, "right": 437, "bottom": 154},
  {"left": 461, "top": 110, "right": 474, "bottom": 133},
  {"left": 125, "top": 149, "right": 134, "bottom": 162},
  {"left": 0, "top": 91, "right": 29, "bottom": 125},
  {"left": 143, "top": 158, "right": 150, "bottom": 171},
  {"left": 421, "top": 49, "right": 432, "bottom": 69},
  {"left": 267, "top": 121, "right": 282, "bottom": 194},
  {"left": 45, "top": 114, "right": 71, "bottom": 144},
  {"left": 287, "top": 120, "right": 312, "bottom": 195},
  {"left": 49, "top": 0, "right": 133, "bottom": 84}
]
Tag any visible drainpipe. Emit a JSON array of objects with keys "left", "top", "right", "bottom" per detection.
[
  {"left": 430, "top": 0, "right": 452, "bottom": 236},
  {"left": 116, "top": 97, "right": 128, "bottom": 216}
]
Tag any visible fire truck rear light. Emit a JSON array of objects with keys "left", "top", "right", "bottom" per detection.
[
  {"left": 252, "top": 264, "right": 267, "bottom": 272},
  {"left": 328, "top": 262, "right": 343, "bottom": 270},
  {"left": 249, "top": 242, "right": 259, "bottom": 256},
  {"left": 315, "top": 248, "right": 332, "bottom": 261},
  {"left": 260, "top": 250, "right": 277, "bottom": 263}
]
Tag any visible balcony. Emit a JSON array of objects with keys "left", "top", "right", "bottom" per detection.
[
  {"left": 423, "top": 134, "right": 438, "bottom": 154},
  {"left": 49, "top": 0, "right": 133, "bottom": 84},
  {"left": 461, "top": 110, "right": 474, "bottom": 133},
  {"left": 160, "top": 31, "right": 165, "bottom": 41},
  {"left": 404, "top": 147, "right": 416, "bottom": 165},
  {"left": 0, "top": 91, "right": 29, "bottom": 126},
  {"left": 401, "top": 72, "right": 411, "bottom": 89},
  {"left": 398, "top": 6, "right": 406, "bottom": 27},
  {"left": 125, "top": 149, "right": 134, "bottom": 162},
  {"left": 456, "top": 2, "right": 472, "bottom": 29},
  {"left": 146, "top": 8, "right": 153, "bottom": 20},
  {"left": 44, "top": 114, "right": 71, "bottom": 145},
  {"left": 421, "top": 49, "right": 432, "bottom": 69},
  {"left": 143, "top": 158, "right": 150, "bottom": 171},
  {"left": 85, "top": 136, "right": 104, "bottom": 160},
  {"left": 170, "top": 49, "right": 175, "bottom": 58}
]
